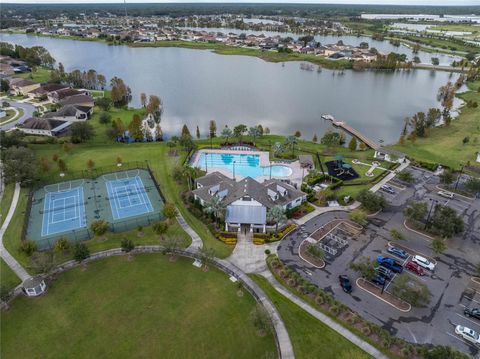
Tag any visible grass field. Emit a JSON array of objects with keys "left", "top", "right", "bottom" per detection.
[
  {"left": 251, "top": 274, "right": 371, "bottom": 359},
  {"left": 390, "top": 80, "right": 480, "bottom": 170},
  {"left": 0, "top": 183, "right": 15, "bottom": 227},
  {"left": 17, "top": 67, "right": 52, "bottom": 83},
  {"left": 1, "top": 254, "right": 276, "bottom": 359},
  {"left": 0, "top": 259, "right": 21, "bottom": 292}
]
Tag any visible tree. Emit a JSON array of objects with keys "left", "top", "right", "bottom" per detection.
[
  {"left": 390, "top": 228, "right": 405, "bottom": 241},
  {"left": 312, "top": 133, "right": 318, "bottom": 143},
  {"left": 294, "top": 130, "right": 301, "bottom": 138},
  {"left": 19, "top": 240, "right": 37, "bottom": 257},
  {"left": 437, "top": 82, "right": 456, "bottom": 122},
  {"left": 250, "top": 303, "right": 274, "bottom": 336},
  {"left": 431, "top": 238, "right": 447, "bottom": 256},
  {"left": 209, "top": 120, "right": 217, "bottom": 139},
  {"left": 99, "top": 111, "right": 111, "bottom": 124},
  {"left": 70, "top": 122, "right": 94, "bottom": 143},
  {"left": 357, "top": 190, "right": 386, "bottom": 213},
  {"left": 57, "top": 158, "right": 67, "bottom": 173},
  {"left": 198, "top": 246, "right": 216, "bottom": 271},
  {"left": 204, "top": 196, "right": 226, "bottom": 225},
  {"left": 86, "top": 159, "right": 95, "bottom": 171},
  {"left": 348, "top": 209, "right": 368, "bottom": 227},
  {"left": 163, "top": 203, "right": 177, "bottom": 223},
  {"left": 264, "top": 127, "right": 270, "bottom": 135},
  {"left": 2, "top": 146, "right": 38, "bottom": 185},
  {"left": 121, "top": 238, "right": 135, "bottom": 253},
  {"left": 272, "top": 142, "right": 284, "bottom": 157},
  {"left": 0, "top": 78, "right": 9, "bottom": 92},
  {"left": 110, "top": 77, "right": 132, "bottom": 107},
  {"left": 320, "top": 131, "right": 341, "bottom": 147},
  {"left": 97, "top": 74, "right": 106, "bottom": 89},
  {"left": 163, "top": 235, "right": 182, "bottom": 258},
  {"left": 306, "top": 244, "right": 325, "bottom": 260},
  {"left": 196, "top": 125, "right": 200, "bottom": 139},
  {"left": 359, "top": 142, "right": 366, "bottom": 151},
  {"left": 73, "top": 242, "right": 90, "bottom": 263},
  {"left": 90, "top": 220, "right": 109, "bottom": 236},
  {"left": 404, "top": 202, "right": 428, "bottom": 222},
  {"left": 95, "top": 97, "right": 112, "bottom": 111},
  {"left": 397, "top": 171, "right": 414, "bottom": 183},
  {"left": 439, "top": 170, "right": 454, "bottom": 186},
  {"left": 153, "top": 221, "right": 169, "bottom": 238},
  {"left": 350, "top": 257, "right": 376, "bottom": 281},
  {"left": 128, "top": 114, "right": 143, "bottom": 141},
  {"left": 267, "top": 205, "right": 287, "bottom": 233},
  {"left": 28, "top": 252, "right": 55, "bottom": 274},
  {"left": 431, "top": 57, "right": 440, "bottom": 66},
  {"left": 221, "top": 126, "right": 233, "bottom": 143},
  {"left": 146, "top": 95, "right": 163, "bottom": 122},
  {"left": 464, "top": 176, "right": 480, "bottom": 195},
  {"left": 233, "top": 124, "right": 247, "bottom": 142},
  {"left": 429, "top": 205, "right": 464, "bottom": 238},
  {"left": 248, "top": 126, "right": 260, "bottom": 145},
  {"left": 140, "top": 92, "right": 147, "bottom": 108},
  {"left": 54, "top": 237, "right": 70, "bottom": 254},
  {"left": 284, "top": 135, "right": 298, "bottom": 157},
  {"left": 348, "top": 137, "right": 357, "bottom": 151},
  {"left": 391, "top": 274, "right": 430, "bottom": 307},
  {"left": 421, "top": 345, "right": 469, "bottom": 359}
]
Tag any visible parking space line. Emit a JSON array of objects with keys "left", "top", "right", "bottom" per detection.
[
  {"left": 405, "top": 271, "right": 428, "bottom": 282},
  {"left": 459, "top": 304, "right": 466, "bottom": 308},
  {"left": 465, "top": 296, "right": 480, "bottom": 305},
  {"left": 455, "top": 313, "right": 480, "bottom": 329},
  {"left": 445, "top": 332, "right": 479, "bottom": 349}
]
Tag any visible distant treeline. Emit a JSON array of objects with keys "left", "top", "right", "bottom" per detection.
[{"left": 1, "top": 3, "right": 479, "bottom": 20}]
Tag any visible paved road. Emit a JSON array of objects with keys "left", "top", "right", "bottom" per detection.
[{"left": 0, "top": 100, "right": 35, "bottom": 130}]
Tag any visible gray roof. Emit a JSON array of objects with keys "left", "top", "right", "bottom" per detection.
[
  {"left": 226, "top": 205, "right": 266, "bottom": 225},
  {"left": 22, "top": 276, "right": 44, "bottom": 289},
  {"left": 43, "top": 104, "right": 92, "bottom": 118},
  {"left": 196, "top": 171, "right": 232, "bottom": 188},
  {"left": 377, "top": 146, "right": 405, "bottom": 158},
  {"left": 22, "top": 117, "right": 66, "bottom": 131}
]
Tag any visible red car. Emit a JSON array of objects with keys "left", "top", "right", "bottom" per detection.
[{"left": 405, "top": 261, "right": 425, "bottom": 276}]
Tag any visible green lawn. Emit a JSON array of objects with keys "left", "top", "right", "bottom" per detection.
[
  {"left": 1, "top": 254, "right": 276, "bottom": 359},
  {"left": 18, "top": 67, "right": 52, "bottom": 83},
  {"left": 390, "top": 81, "right": 480, "bottom": 170},
  {"left": 0, "top": 183, "right": 15, "bottom": 227},
  {"left": 0, "top": 259, "right": 21, "bottom": 292},
  {"left": 251, "top": 274, "right": 371, "bottom": 359}
]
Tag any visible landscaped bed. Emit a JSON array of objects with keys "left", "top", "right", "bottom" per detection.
[{"left": 1, "top": 254, "right": 276, "bottom": 359}]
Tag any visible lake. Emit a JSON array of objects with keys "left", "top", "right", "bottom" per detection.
[{"left": 1, "top": 33, "right": 463, "bottom": 144}]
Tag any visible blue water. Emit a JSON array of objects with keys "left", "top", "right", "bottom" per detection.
[{"left": 197, "top": 153, "right": 292, "bottom": 178}]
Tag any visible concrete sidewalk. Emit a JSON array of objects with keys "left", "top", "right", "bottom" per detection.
[
  {"left": 0, "top": 183, "right": 30, "bottom": 281},
  {"left": 261, "top": 270, "right": 390, "bottom": 359}
]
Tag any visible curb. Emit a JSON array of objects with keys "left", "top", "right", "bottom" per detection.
[
  {"left": 356, "top": 278, "right": 411, "bottom": 313},
  {"left": 403, "top": 220, "right": 434, "bottom": 240},
  {"left": 298, "top": 240, "right": 326, "bottom": 269}
]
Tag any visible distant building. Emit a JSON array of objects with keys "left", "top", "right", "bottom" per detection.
[
  {"left": 374, "top": 147, "right": 406, "bottom": 164},
  {"left": 43, "top": 104, "right": 93, "bottom": 122},
  {"left": 18, "top": 117, "right": 71, "bottom": 137},
  {"left": 9, "top": 78, "right": 40, "bottom": 96}
]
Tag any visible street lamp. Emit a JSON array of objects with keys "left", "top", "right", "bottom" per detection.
[
  {"left": 269, "top": 161, "right": 272, "bottom": 180},
  {"left": 454, "top": 163, "right": 464, "bottom": 191},
  {"left": 424, "top": 198, "right": 438, "bottom": 230},
  {"left": 204, "top": 153, "right": 208, "bottom": 173},
  {"left": 233, "top": 160, "right": 236, "bottom": 181}
]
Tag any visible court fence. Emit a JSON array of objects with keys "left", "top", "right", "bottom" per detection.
[{"left": 23, "top": 161, "right": 167, "bottom": 251}]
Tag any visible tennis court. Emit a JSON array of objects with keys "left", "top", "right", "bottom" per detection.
[{"left": 105, "top": 175, "right": 154, "bottom": 220}]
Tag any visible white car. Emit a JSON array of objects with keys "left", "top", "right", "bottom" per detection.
[
  {"left": 412, "top": 255, "right": 435, "bottom": 271},
  {"left": 438, "top": 190, "right": 454, "bottom": 199},
  {"left": 455, "top": 325, "right": 480, "bottom": 345}
]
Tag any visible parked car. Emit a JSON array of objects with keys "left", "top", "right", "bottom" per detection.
[
  {"left": 377, "top": 256, "right": 403, "bottom": 273},
  {"left": 412, "top": 255, "right": 435, "bottom": 271},
  {"left": 387, "top": 246, "right": 408, "bottom": 259},
  {"left": 375, "top": 266, "right": 393, "bottom": 280},
  {"left": 371, "top": 275, "right": 386, "bottom": 286},
  {"left": 464, "top": 308, "right": 480, "bottom": 320},
  {"left": 405, "top": 261, "right": 426, "bottom": 276},
  {"left": 380, "top": 185, "right": 396, "bottom": 195},
  {"left": 338, "top": 275, "right": 352, "bottom": 293},
  {"left": 438, "top": 190, "right": 454, "bottom": 199},
  {"left": 455, "top": 325, "right": 480, "bottom": 345}
]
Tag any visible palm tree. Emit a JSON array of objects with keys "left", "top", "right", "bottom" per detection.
[
  {"left": 267, "top": 205, "right": 287, "bottom": 233},
  {"left": 221, "top": 126, "right": 233, "bottom": 144},
  {"left": 284, "top": 135, "right": 298, "bottom": 157},
  {"left": 272, "top": 142, "right": 284, "bottom": 157},
  {"left": 205, "top": 196, "right": 226, "bottom": 225}
]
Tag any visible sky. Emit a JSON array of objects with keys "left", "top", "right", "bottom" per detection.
[{"left": 3, "top": 0, "right": 480, "bottom": 5}]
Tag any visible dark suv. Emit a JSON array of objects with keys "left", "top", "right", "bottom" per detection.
[
  {"left": 464, "top": 308, "right": 480, "bottom": 320},
  {"left": 338, "top": 275, "right": 352, "bottom": 293}
]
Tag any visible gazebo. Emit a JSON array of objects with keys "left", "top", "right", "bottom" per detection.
[{"left": 22, "top": 276, "right": 47, "bottom": 297}]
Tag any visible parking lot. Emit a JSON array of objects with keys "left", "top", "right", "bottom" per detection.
[{"left": 277, "top": 166, "right": 480, "bottom": 356}]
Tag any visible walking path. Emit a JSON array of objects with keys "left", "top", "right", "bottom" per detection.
[
  {"left": 260, "top": 270, "right": 390, "bottom": 359},
  {"left": 227, "top": 232, "right": 278, "bottom": 273},
  {"left": 176, "top": 213, "right": 203, "bottom": 250},
  {"left": 0, "top": 183, "right": 30, "bottom": 281}
]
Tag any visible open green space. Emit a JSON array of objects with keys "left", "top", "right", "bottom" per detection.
[
  {"left": 17, "top": 67, "right": 52, "bottom": 83},
  {"left": 251, "top": 274, "right": 371, "bottom": 359},
  {"left": 0, "top": 259, "right": 21, "bottom": 292},
  {"left": 1, "top": 254, "right": 276, "bottom": 359},
  {"left": 390, "top": 80, "right": 480, "bottom": 170},
  {"left": 0, "top": 183, "right": 15, "bottom": 227}
]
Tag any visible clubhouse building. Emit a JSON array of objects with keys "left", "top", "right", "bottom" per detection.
[{"left": 193, "top": 172, "right": 306, "bottom": 233}]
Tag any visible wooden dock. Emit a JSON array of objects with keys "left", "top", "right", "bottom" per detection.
[{"left": 321, "top": 114, "right": 380, "bottom": 150}]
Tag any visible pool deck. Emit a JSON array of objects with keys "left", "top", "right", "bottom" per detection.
[{"left": 191, "top": 149, "right": 306, "bottom": 186}]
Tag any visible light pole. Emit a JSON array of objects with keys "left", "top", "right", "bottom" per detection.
[
  {"left": 454, "top": 164, "right": 464, "bottom": 191},
  {"left": 424, "top": 198, "right": 437, "bottom": 230},
  {"left": 269, "top": 161, "right": 272, "bottom": 180},
  {"left": 204, "top": 153, "right": 208, "bottom": 173},
  {"left": 233, "top": 160, "right": 236, "bottom": 181}
]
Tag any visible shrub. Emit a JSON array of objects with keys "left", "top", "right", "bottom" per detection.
[
  {"left": 264, "top": 249, "right": 271, "bottom": 255},
  {"left": 121, "top": 238, "right": 135, "bottom": 252},
  {"left": 54, "top": 237, "right": 70, "bottom": 253},
  {"left": 348, "top": 209, "right": 368, "bottom": 227},
  {"left": 90, "top": 220, "right": 109, "bottom": 236},
  {"left": 357, "top": 189, "right": 386, "bottom": 213},
  {"left": 19, "top": 240, "right": 37, "bottom": 256},
  {"left": 73, "top": 242, "right": 90, "bottom": 262},
  {"left": 153, "top": 221, "right": 169, "bottom": 236},
  {"left": 390, "top": 228, "right": 405, "bottom": 241}
]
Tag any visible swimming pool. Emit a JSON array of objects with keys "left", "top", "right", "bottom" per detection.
[{"left": 196, "top": 153, "right": 292, "bottom": 178}]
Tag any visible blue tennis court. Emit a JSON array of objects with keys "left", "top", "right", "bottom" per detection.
[
  {"left": 106, "top": 176, "right": 154, "bottom": 220},
  {"left": 41, "top": 187, "right": 86, "bottom": 236}
]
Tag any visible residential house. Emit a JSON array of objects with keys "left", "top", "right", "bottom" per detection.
[
  {"left": 48, "top": 88, "right": 89, "bottom": 103},
  {"left": 43, "top": 104, "right": 93, "bottom": 122},
  {"left": 374, "top": 147, "right": 406, "bottom": 164},
  {"left": 26, "top": 83, "right": 69, "bottom": 100},
  {"left": 59, "top": 94, "right": 94, "bottom": 107},
  {"left": 18, "top": 117, "right": 71, "bottom": 137},
  {"left": 9, "top": 78, "right": 41, "bottom": 96},
  {"left": 193, "top": 172, "right": 306, "bottom": 233}
]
